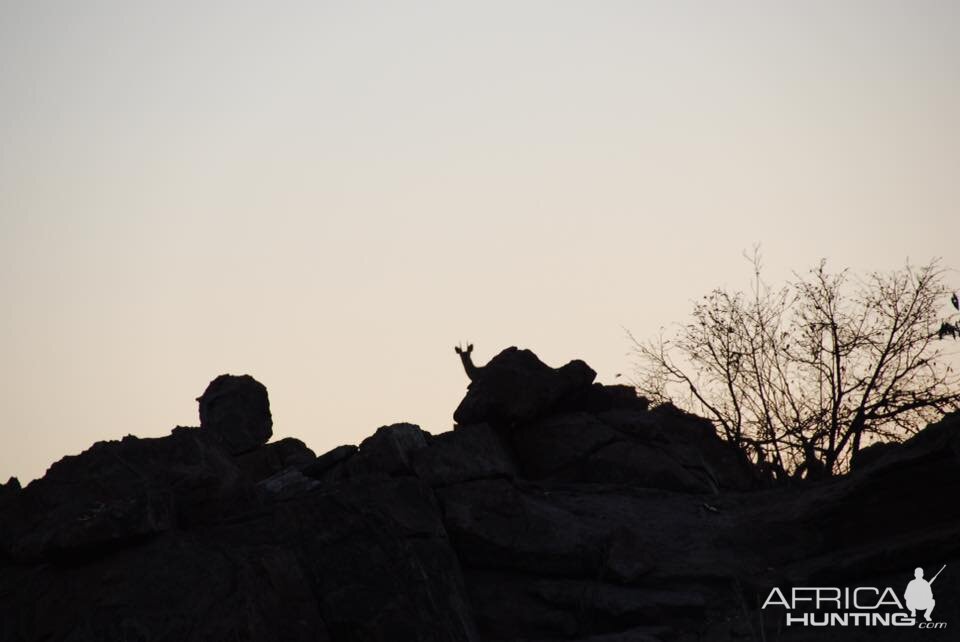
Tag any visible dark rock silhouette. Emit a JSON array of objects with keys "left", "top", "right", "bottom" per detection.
[
  {"left": 412, "top": 422, "right": 517, "bottom": 486},
  {"left": 197, "top": 374, "right": 273, "bottom": 454},
  {"left": 454, "top": 346, "right": 597, "bottom": 426},
  {"left": 1, "top": 349, "right": 959, "bottom": 641},
  {"left": 235, "top": 436, "right": 316, "bottom": 482},
  {"left": 302, "top": 443, "right": 358, "bottom": 479}
]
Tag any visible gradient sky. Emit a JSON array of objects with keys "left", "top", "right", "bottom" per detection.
[{"left": 2, "top": 1, "right": 959, "bottom": 483}]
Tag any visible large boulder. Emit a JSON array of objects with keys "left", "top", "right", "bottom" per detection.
[
  {"left": 412, "top": 422, "right": 518, "bottom": 486},
  {"left": 197, "top": 374, "right": 273, "bottom": 455},
  {"left": 234, "top": 437, "right": 316, "bottom": 483},
  {"left": 437, "top": 478, "right": 609, "bottom": 576},
  {"left": 510, "top": 412, "right": 624, "bottom": 480},
  {"left": 506, "top": 407, "right": 754, "bottom": 493},
  {"left": 322, "top": 423, "right": 430, "bottom": 481},
  {"left": 453, "top": 347, "right": 597, "bottom": 427},
  {"left": 300, "top": 477, "right": 477, "bottom": 640},
  {"left": 448, "top": 349, "right": 755, "bottom": 493},
  {"left": 595, "top": 404, "right": 757, "bottom": 492},
  {"left": 559, "top": 383, "right": 651, "bottom": 414},
  {"left": 302, "top": 444, "right": 358, "bottom": 480}
]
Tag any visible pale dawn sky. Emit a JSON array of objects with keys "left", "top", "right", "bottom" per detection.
[{"left": 2, "top": 1, "right": 959, "bottom": 482}]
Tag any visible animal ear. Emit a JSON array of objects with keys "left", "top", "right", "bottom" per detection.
[
  {"left": 467, "top": 343, "right": 473, "bottom": 352},
  {"left": 454, "top": 345, "right": 461, "bottom": 354}
]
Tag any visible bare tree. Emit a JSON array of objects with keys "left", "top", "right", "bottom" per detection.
[{"left": 630, "top": 252, "right": 960, "bottom": 479}]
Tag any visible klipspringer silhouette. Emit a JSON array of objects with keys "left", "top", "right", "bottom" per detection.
[{"left": 454, "top": 343, "right": 479, "bottom": 381}]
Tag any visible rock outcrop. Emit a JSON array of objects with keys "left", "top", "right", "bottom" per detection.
[
  {"left": 1, "top": 351, "right": 959, "bottom": 642},
  {"left": 198, "top": 374, "right": 273, "bottom": 454},
  {"left": 454, "top": 347, "right": 598, "bottom": 426}
]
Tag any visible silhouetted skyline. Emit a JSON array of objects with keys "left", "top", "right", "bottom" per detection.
[{"left": 2, "top": 1, "right": 959, "bottom": 482}]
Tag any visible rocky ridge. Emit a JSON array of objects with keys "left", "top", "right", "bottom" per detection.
[{"left": 1, "top": 346, "right": 958, "bottom": 641}]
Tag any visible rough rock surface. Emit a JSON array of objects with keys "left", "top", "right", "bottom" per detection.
[
  {"left": 454, "top": 347, "right": 597, "bottom": 426},
  {"left": 1, "top": 350, "right": 959, "bottom": 642},
  {"left": 197, "top": 374, "right": 273, "bottom": 454}
]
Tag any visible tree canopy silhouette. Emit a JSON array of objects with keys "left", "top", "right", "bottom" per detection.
[{"left": 630, "top": 252, "right": 960, "bottom": 479}]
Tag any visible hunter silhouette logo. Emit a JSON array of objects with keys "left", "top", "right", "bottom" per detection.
[
  {"left": 761, "top": 565, "right": 948, "bottom": 629},
  {"left": 905, "top": 565, "right": 945, "bottom": 622}
]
